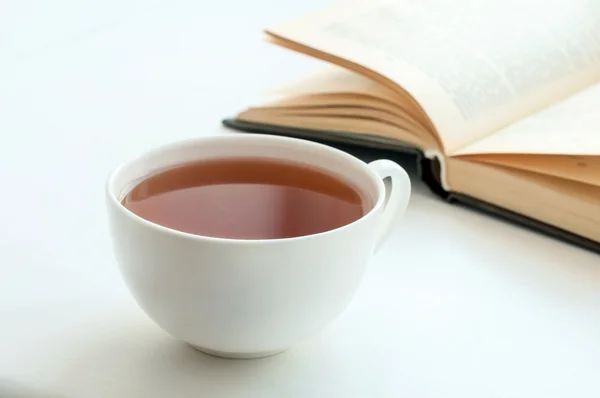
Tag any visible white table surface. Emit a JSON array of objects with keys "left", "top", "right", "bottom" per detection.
[{"left": 1, "top": 1, "right": 599, "bottom": 397}]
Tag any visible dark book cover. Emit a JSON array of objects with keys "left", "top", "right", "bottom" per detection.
[{"left": 222, "top": 118, "right": 600, "bottom": 255}]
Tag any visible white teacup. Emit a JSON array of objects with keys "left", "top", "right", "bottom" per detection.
[{"left": 106, "top": 134, "right": 411, "bottom": 359}]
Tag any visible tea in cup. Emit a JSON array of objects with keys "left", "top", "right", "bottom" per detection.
[{"left": 106, "top": 134, "right": 410, "bottom": 358}]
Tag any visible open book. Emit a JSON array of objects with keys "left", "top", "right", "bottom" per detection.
[{"left": 224, "top": 0, "right": 600, "bottom": 252}]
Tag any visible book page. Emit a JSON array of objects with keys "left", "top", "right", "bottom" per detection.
[
  {"left": 455, "top": 81, "right": 600, "bottom": 156},
  {"left": 458, "top": 154, "right": 600, "bottom": 186},
  {"left": 268, "top": 0, "right": 600, "bottom": 153},
  {"left": 267, "top": 66, "right": 400, "bottom": 101}
]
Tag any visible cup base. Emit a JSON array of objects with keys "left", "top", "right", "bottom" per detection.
[{"left": 189, "top": 344, "right": 287, "bottom": 359}]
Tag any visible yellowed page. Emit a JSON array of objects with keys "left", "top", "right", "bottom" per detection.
[
  {"left": 237, "top": 112, "right": 429, "bottom": 147},
  {"left": 267, "top": 66, "right": 399, "bottom": 101},
  {"left": 446, "top": 158, "right": 600, "bottom": 242},
  {"left": 247, "top": 66, "right": 433, "bottom": 135},
  {"left": 454, "top": 81, "right": 600, "bottom": 156},
  {"left": 268, "top": 0, "right": 600, "bottom": 153},
  {"left": 457, "top": 154, "right": 600, "bottom": 186}
]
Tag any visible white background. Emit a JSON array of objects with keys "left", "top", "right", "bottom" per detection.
[{"left": 1, "top": 0, "right": 599, "bottom": 397}]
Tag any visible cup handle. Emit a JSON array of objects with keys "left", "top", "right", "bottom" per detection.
[{"left": 368, "top": 159, "right": 411, "bottom": 253}]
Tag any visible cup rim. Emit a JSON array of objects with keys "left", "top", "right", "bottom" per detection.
[{"left": 106, "top": 133, "right": 386, "bottom": 245}]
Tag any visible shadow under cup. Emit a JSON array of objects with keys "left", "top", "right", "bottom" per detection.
[{"left": 106, "top": 134, "right": 402, "bottom": 359}]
